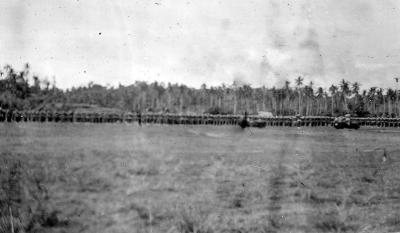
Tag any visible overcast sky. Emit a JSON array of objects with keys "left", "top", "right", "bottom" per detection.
[{"left": 1, "top": 0, "right": 400, "bottom": 89}]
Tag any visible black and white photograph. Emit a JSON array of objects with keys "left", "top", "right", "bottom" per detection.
[{"left": 1, "top": 0, "right": 400, "bottom": 232}]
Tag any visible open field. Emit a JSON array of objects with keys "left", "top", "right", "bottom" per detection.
[{"left": 1, "top": 124, "right": 400, "bottom": 233}]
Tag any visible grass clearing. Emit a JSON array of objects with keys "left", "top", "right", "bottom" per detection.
[{"left": 1, "top": 123, "right": 400, "bottom": 232}]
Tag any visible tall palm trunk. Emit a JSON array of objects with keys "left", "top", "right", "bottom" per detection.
[
  {"left": 298, "top": 90, "right": 302, "bottom": 115},
  {"left": 233, "top": 93, "right": 237, "bottom": 114}
]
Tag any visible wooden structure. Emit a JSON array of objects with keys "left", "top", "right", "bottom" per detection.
[{"left": 1, "top": 110, "right": 400, "bottom": 127}]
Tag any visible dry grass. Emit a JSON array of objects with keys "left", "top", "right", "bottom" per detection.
[
  {"left": 0, "top": 153, "right": 70, "bottom": 233},
  {"left": 1, "top": 123, "right": 400, "bottom": 233}
]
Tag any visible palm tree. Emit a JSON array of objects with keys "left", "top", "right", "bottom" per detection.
[
  {"left": 368, "top": 87, "right": 377, "bottom": 115},
  {"left": 376, "top": 88, "right": 384, "bottom": 116},
  {"left": 295, "top": 76, "right": 304, "bottom": 114},
  {"left": 283, "top": 81, "right": 291, "bottom": 114},
  {"left": 352, "top": 82, "right": 360, "bottom": 95},
  {"left": 308, "top": 81, "right": 314, "bottom": 115},
  {"left": 387, "top": 88, "right": 396, "bottom": 117},
  {"left": 284, "top": 80, "right": 290, "bottom": 90},
  {"left": 303, "top": 82, "right": 314, "bottom": 115},
  {"left": 231, "top": 82, "right": 239, "bottom": 114},
  {"left": 316, "top": 87, "right": 324, "bottom": 115},
  {"left": 295, "top": 76, "right": 304, "bottom": 87},
  {"left": 323, "top": 91, "right": 329, "bottom": 115},
  {"left": 329, "top": 85, "right": 338, "bottom": 116},
  {"left": 216, "top": 86, "right": 224, "bottom": 109},
  {"left": 352, "top": 82, "right": 361, "bottom": 111},
  {"left": 339, "top": 79, "right": 350, "bottom": 113},
  {"left": 395, "top": 78, "right": 399, "bottom": 116}
]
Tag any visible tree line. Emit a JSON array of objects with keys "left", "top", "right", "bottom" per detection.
[{"left": 1, "top": 64, "right": 399, "bottom": 117}]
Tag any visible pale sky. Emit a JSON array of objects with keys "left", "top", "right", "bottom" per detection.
[{"left": 1, "top": 0, "right": 400, "bottom": 89}]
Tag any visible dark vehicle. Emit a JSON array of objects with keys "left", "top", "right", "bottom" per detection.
[
  {"left": 239, "top": 112, "right": 267, "bottom": 128},
  {"left": 333, "top": 115, "right": 360, "bottom": 129},
  {"left": 333, "top": 122, "right": 360, "bottom": 129},
  {"left": 250, "top": 119, "right": 267, "bottom": 128},
  {"left": 333, "top": 117, "right": 360, "bottom": 129}
]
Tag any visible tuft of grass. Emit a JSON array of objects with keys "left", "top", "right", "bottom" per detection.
[
  {"left": 174, "top": 203, "right": 213, "bottom": 233},
  {"left": 0, "top": 154, "right": 68, "bottom": 233},
  {"left": 385, "top": 213, "right": 400, "bottom": 230}
]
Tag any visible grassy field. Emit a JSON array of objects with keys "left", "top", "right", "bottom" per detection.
[{"left": 1, "top": 123, "right": 400, "bottom": 233}]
